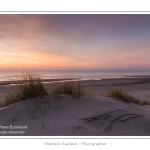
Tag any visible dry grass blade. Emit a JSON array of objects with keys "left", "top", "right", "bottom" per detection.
[
  {"left": 18, "top": 71, "right": 48, "bottom": 100},
  {"left": 107, "top": 87, "right": 150, "bottom": 105},
  {"left": 1, "top": 70, "right": 48, "bottom": 108},
  {"left": 51, "top": 81, "right": 86, "bottom": 99}
]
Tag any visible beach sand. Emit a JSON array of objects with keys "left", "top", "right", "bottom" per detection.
[
  {"left": 1, "top": 77, "right": 150, "bottom": 105},
  {"left": 0, "top": 95, "right": 150, "bottom": 136},
  {"left": 0, "top": 77, "right": 150, "bottom": 136},
  {"left": 82, "top": 78, "right": 150, "bottom": 101},
  {"left": 44, "top": 77, "right": 150, "bottom": 101}
]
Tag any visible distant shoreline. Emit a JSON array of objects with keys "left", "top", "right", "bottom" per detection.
[
  {"left": 0, "top": 77, "right": 150, "bottom": 102},
  {"left": 1, "top": 77, "right": 150, "bottom": 86},
  {"left": 0, "top": 78, "right": 82, "bottom": 86},
  {"left": 1, "top": 70, "right": 150, "bottom": 83}
]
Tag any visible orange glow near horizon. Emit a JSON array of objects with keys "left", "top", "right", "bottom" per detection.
[{"left": 1, "top": 14, "right": 150, "bottom": 70}]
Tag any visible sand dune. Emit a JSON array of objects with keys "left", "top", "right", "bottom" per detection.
[
  {"left": 0, "top": 77, "right": 150, "bottom": 136},
  {"left": 1, "top": 77, "right": 150, "bottom": 101},
  {"left": 80, "top": 78, "right": 150, "bottom": 101},
  {"left": 0, "top": 95, "right": 150, "bottom": 136}
]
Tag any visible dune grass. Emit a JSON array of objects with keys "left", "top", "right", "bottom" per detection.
[
  {"left": 51, "top": 81, "right": 86, "bottom": 99},
  {"left": 0, "top": 71, "right": 87, "bottom": 108},
  {"left": 107, "top": 87, "right": 150, "bottom": 105},
  {"left": 0, "top": 71, "right": 48, "bottom": 107},
  {"left": 18, "top": 71, "right": 48, "bottom": 99}
]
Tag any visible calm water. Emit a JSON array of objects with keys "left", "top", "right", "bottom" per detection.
[{"left": 0, "top": 70, "right": 150, "bottom": 81}]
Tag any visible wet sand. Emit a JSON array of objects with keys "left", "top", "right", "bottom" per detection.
[
  {"left": 0, "top": 78, "right": 150, "bottom": 136},
  {"left": 1, "top": 77, "right": 150, "bottom": 102},
  {"left": 81, "top": 78, "right": 150, "bottom": 101}
]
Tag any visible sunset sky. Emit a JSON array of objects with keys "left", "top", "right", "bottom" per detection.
[{"left": 0, "top": 14, "right": 150, "bottom": 70}]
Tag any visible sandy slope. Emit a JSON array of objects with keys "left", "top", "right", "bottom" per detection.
[
  {"left": 1, "top": 77, "right": 150, "bottom": 102},
  {"left": 80, "top": 78, "right": 150, "bottom": 101},
  {"left": 0, "top": 95, "right": 150, "bottom": 136}
]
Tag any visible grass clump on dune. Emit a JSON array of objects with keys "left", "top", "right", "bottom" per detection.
[
  {"left": 139, "top": 100, "right": 150, "bottom": 105},
  {"left": 107, "top": 88, "right": 139, "bottom": 103},
  {"left": 107, "top": 87, "right": 150, "bottom": 105},
  {"left": 1, "top": 71, "right": 48, "bottom": 107},
  {"left": 51, "top": 81, "right": 86, "bottom": 99},
  {"left": 18, "top": 71, "right": 48, "bottom": 99},
  {"left": 0, "top": 72, "right": 87, "bottom": 108}
]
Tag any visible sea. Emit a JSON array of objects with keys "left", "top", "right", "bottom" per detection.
[{"left": 0, "top": 70, "right": 150, "bottom": 82}]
